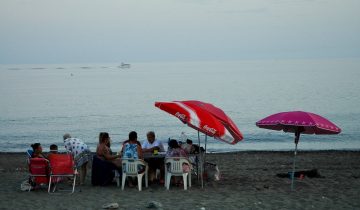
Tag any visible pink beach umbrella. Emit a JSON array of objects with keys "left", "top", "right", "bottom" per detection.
[{"left": 256, "top": 111, "right": 341, "bottom": 190}]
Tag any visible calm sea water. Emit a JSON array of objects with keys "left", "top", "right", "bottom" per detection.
[{"left": 1, "top": 59, "right": 359, "bottom": 152}]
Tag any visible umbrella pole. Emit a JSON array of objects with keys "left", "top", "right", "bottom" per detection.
[
  {"left": 201, "top": 135, "right": 208, "bottom": 188},
  {"left": 198, "top": 130, "right": 201, "bottom": 150},
  {"left": 291, "top": 131, "right": 301, "bottom": 191},
  {"left": 197, "top": 131, "right": 200, "bottom": 182},
  {"left": 204, "top": 135, "right": 207, "bottom": 163}
]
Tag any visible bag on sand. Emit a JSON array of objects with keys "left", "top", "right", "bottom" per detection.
[
  {"left": 20, "top": 180, "right": 32, "bottom": 191},
  {"left": 276, "top": 169, "right": 324, "bottom": 179},
  {"left": 204, "top": 162, "right": 221, "bottom": 181}
]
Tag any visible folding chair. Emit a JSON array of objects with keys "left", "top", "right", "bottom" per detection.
[
  {"left": 26, "top": 149, "right": 33, "bottom": 158},
  {"left": 165, "top": 157, "right": 192, "bottom": 190},
  {"left": 28, "top": 158, "right": 50, "bottom": 191},
  {"left": 121, "top": 159, "right": 148, "bottom": 191},
  {"left": 48, "top": 154, "right": 77, "bottom": 193}
]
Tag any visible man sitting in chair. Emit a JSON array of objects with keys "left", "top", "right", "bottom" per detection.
[{"left": 142, "top": 131, "right": 165, "bottom": 184}]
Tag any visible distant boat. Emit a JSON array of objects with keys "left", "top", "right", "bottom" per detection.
[
  {"left": 80, "top": 66, "right": 91, "bottom": 69},
  {"left": 119, "top": 62, "right": 131, "bottom": 69}
]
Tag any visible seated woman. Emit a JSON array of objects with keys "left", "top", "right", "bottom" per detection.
[
  {"left": 28, "top": 143, "right": 49, "bottom": 187},
  {"left": 96, "top": 132, "right": 121, "bottom": 168},
  {"left": 92, "top": 132, "right": 121, "bottom": 186},
  {"left": 120, "top": 131, "right": 145, "bottom": 186},
  {"left": 31, "top": 143, "right": 47, "bottom": 159},
  {"left": 121, "top": 131, "right": 143, "bottom": 160},
  {"left": 166, "top": 139, "right": 190, "bottom": 173},
  {"left": 166, "top": 139, "right": 188, "bottom": 158}
]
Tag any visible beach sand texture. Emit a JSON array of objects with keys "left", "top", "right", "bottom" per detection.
[{"left": 0, "top": 151, "right": 359, "bottom": 210}]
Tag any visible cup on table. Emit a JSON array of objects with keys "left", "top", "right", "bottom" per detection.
[{"left": 153, "top": 149, "right": 158, "bottom": 155}]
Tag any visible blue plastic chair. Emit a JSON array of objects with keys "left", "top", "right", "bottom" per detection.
[{"left": 27, "top": 149, "right": 34, "bottom": 158}]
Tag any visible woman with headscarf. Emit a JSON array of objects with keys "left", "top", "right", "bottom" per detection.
[{"left": 63, "top": 133, "right": 91, "bottom": 185}]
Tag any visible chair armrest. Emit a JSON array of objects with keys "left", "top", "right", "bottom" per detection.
[{"left": 137, "top": 159, "right": 148, "bottom": 166}]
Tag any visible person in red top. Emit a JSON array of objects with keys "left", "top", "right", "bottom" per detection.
[{"left": 31, "top": 143, "right": 47, "bottom": 159}]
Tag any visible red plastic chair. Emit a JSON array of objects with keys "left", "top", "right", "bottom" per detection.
[
  {"left": 28, "top": 158, "right": 50, "bottom": 191},
  {"left": 48, "top": 154, "right": 77, "bottom": 193}
]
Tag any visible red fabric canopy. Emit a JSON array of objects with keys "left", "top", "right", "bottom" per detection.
[{"left": 155, "top": 100, "right": 243, "bottom": 144}]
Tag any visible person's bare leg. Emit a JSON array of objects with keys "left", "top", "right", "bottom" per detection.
[
  {"left": 158, "top": 165, "right": 165, "bottom": 184},
  {"left": 80, "top": 162, "right": 87, "bottom": 185}
]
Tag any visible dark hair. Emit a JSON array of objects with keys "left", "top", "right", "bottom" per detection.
[
  {"left": 129, "top": 131, "right": 137, "bottom": 141},
  {"left": 99, "top": 132, "right": 110, "bottom": 144},
  {"left": 186, "top": 139, "right": 193, "bottom": 144},
  {"left": 50, "top": 144, "right": 58, "bottom": 150},
  {"left": 168, "top": 139, "right": 180, "bottom": 149},
  {"left": 31, "top": 143, "right": 41, "bottom": 151}
]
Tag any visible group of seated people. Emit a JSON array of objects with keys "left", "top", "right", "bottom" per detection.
[
  {"left": 29, "top": 131, "right": 202, "bottom": 187},
  {"left": 29, "top": 133, "right": 92, "bottom": 185},
  {"left": 94, "top": 130, "right": 201, "bottom": 186}
]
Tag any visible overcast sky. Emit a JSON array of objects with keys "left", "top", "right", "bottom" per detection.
[{"left": 1, "top": 0, "right": 359, "bottom": 64}]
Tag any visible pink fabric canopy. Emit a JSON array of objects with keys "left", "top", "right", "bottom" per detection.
[{"left": 256, "top": 111, "right": 341, "bottom": 135}]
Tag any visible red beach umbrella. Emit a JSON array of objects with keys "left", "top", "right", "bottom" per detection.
[
  {"left": 256, "top": 111, "right": 341, "bottom": 190},
  {"left": 181, "top": 100, "right": 243, "bottom": 143},
  {"left": 155, "top": 100, "right": 243, "bottom": 144},
  {"left": 155, "top": 100, "right": 243, "bottom": 188}
]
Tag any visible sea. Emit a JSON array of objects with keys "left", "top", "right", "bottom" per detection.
[{"left": 1, "top": 58, "right": 360, "bottom": 152}]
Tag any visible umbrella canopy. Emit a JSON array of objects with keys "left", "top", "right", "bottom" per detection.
[
  {"left": 155, "top": 100, "right": 243, "bottom": 144},
  {"left": 256, "top": 111, "right": 341, "bottom": 135},
  {"left": 256, "top": 111, "right": 341, "bottom": 190},
  {"left": 182, "top": 100, "right": 243, "bottom": 141}
]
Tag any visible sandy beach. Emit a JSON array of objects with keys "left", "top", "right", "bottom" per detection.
[{"left": 0, "top": 150, "right": 359, "bottom": 210}]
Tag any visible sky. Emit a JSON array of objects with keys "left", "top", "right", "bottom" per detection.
[{"left": 1, "top": 0, "right": 359, "bottom": 64}]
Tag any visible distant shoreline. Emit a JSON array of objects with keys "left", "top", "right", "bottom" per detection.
[{"left": 3, "top": 149, "right": 360, "bottom": 155}]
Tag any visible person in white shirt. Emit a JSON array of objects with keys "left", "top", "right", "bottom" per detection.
[
  {"left": 142, "top": 131, "right": 165, "bottom": 184},
  {"left": 142, "top": 131, "right": 165, "bottom": 153}
]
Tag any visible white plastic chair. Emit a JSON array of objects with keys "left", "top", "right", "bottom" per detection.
[
  {"left": 121, "top": 159, "right": 148, "bottom": 191},
  {"left": 165, "top": 157, "right": 192, "bottom": 190}
]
